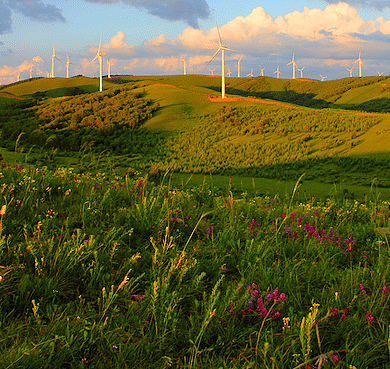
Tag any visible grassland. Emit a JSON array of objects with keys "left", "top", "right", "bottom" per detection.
[
  {"left": 1, "top": 74, "right": 390, "bottom": 191},
  {"left": 1, "top": 74, "right": 390, "bottom": 368}
]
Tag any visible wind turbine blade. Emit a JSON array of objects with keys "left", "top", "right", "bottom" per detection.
[
  {"left": 224, "top": 48, "right": 238, "bottom": 52},
  {"left": 215, "top": 22, "right": 222, "bottom": 48},
  {"left": 204, "top": 48, "right": 221, "bottom": 69},
  {"left": 98, "top": 32, "right": 103, "bottom": 53},
  {"left": 92, "top": 54, "right": 98, "bottom": 62}
]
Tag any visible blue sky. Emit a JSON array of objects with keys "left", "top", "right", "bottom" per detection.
[{"left": 1, "top": 0, "right": 390, "bottom": 84}]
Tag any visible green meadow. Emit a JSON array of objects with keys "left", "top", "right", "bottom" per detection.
[{"left": 1, "top": 75, "right": 390, "bottom": 367}]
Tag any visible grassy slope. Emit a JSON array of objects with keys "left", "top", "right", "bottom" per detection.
[
  {"left": 2, "top": 74, "right": 390, "bottom": 161},
  {"left": 1, "top": 75, "right": 390, "bottom": 199}
]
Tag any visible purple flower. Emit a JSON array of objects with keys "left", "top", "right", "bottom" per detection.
[
  {"left": 365, "top": 311, "right": 374, "bottom": 325},
  {"left": 272, "top": 311, "right": 281, "bottom": 320},
  {"left": 359, "top": 283, "right": 368, "bottom": 297},
  {"left": 331, "top": 354, "right": 339, "bottom": 363}
]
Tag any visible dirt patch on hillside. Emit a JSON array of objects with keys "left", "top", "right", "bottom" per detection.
[
  {"left": 0, "top": 92, "right": 24, "bottom": 100},
  {"left": 154, "top": 82, "right": 389, "bottom": 118},
  {"left": 206, "top": 94, "right": 307, "bottom": 109}
]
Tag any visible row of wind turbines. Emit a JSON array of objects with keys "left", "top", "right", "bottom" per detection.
[
  {"left": 8, "top": 28, "right": 383, "bottom": 97},
  {"left": 178, "top": 25, "right": 374, "bottom": 99},
  {"left": 16, "top": 34, "right": 111, "bottom": 92}
]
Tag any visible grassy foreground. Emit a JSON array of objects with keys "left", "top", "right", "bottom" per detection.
[{"left": 1, "top": 163, "right": 390, "bottom": 368}]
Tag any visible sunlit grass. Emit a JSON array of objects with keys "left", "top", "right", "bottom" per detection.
[{"left": 1, "top": 162, "right": 390, "bottom": 367}]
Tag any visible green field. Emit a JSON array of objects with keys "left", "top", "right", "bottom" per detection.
[
  {"left": 1, "top": 74, "right": 390, "bottom": 193},
  {"left": 1, "top": 75, "right": 390, "bottom": 367}
]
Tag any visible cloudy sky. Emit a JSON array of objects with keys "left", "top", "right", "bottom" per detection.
[{"left": 1, "top": 0, "right": 390, "bottom": 84}]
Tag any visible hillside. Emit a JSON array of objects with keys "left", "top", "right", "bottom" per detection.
[{"left": 1, "top": 75, "right": 390, "bottom": 188}]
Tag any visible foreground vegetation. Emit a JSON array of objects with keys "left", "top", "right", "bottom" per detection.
[{"left": 1, "top": 162, "right": 390, "bottom": 368}]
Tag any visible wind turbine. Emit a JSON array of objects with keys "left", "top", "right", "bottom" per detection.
[
  {"left": 259, "top": 65, "right": 265, "bottom": 76},
  {"left": 237, "top": 54, "right": 244, "bottom": 77},
  {"left": 287, "top": 53, "right": 297, "bottom": 79},
  {"left": 378, "top": 71, "right": 384, "bottom": 76},
  {"left": 66, "top": 52, "right": 73, "bottom": 78},
  {"left": 247, "top": 69, "right": 254, "bottom": 77},
  {"left": 209, "top": 68, "right": 216, "bottom": 76},
  {"left": 320, "top": 74, "right": 327, "bottom": 81},
  {"left": 17, "top": 72, "right": 20, "bottom": 82},
  {"left": 353, "top": 51, "right": 363, "bottom": 77},
  {"left": 227, "top": 67, "right": 232, "bottom": 77},
  {"left": 347, "top": 66, "right": 354, "bottom": 77},
  {"left": 29, "top": 67, "right": 33, "bottom": 79},
  {"left": 205, "top": 24, "right": 237, "bottom": 99},
  {"left": 107, "top": 59, "right": 111, "bottom": 78},
  {"left": 180, "top": 55, "right": 187, "bottom": 75},
  {"left": 297, "top": 66, "right": 305, "bottom": 78},
  {"left": 50, "top": 44, "right": 60, "bottom": 78},
  {"left": 274, "top": 66, "right": 281, "bottom": 79},
  {"left": 92, "top": 33, "right": 106, "bottom": 92}
]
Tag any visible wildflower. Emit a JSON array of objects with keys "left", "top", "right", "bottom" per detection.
[
  {"left": 0, "top": 205, "right": 6, "bottom": 216},
  {"left": 365, "top": 311, "right": 374, "bottom": 325},
  {"left": 0, "top": 275, "right": 4, "bottom": 281},
  {"left": 272, "top": 311, "right": 281, "bottom": 320},
  {"left": 112, "top": 344, "right": 119, "bottom": 350},
  {"left": 331, "top": 307, "right": 339, "bottom": 317},
  {"left": 359, "top": 283, "right": 368, "bottom": 297},
  {"left": 335, "top": 291, "right": 340, "bottom": 300},
  {"left": 331, "top": 354, "right": 339, "bottom": 363},
  {"left": 81, "top": 358, "right": 89, "bottom": 364}
]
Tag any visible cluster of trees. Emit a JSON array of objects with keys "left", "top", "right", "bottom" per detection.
[
  {"left": 0, "top": 84, "right": 161, "bottom": 152},
  {"left": 36, "top": 84, "right": 159, "bottom": 131}
]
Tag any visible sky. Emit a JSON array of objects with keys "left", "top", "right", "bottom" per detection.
[{"left": 1, "top": 0, "right": 390, "bottom": 84}]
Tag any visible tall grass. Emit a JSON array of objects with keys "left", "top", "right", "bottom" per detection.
[{"left": 1, "top": 163, "right": 390, "bottom": 367}]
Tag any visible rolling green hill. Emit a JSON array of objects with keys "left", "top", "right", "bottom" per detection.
[{"left": 1, "top": 74, "right": 390, "bottom": 190}]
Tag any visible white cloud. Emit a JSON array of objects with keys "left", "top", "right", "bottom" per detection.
[
  {"left": 154, "top": 56, "right": 180, "bottom": 71},
  {"left": 124, "top": 59, "right": 139, "bottom": 70},
  {"left": 144, "top": 34, "right": 166, "bottom": 47},
  {"left": 33, "top": 56, "right": 44, "bottom": 63}
]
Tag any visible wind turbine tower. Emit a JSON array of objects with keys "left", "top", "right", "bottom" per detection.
[
  {"left": 297, "top": 66, "right": 305, "bottom": 78},
  {"left": 66, "top": 52, "right": 73, "bottom": 78},
  {"left": 237, "top": 54, "right": 243, "bottom": 77},
  {"left": 50, "top": 44, "right": 60, "bottom": 78},
  {"left": 205, "top": 24, "right": 237, "bottom": 99},
  {"left": 180, "top": 55, "right": 187, "bottom": 75},
  {"left": 259, "top": 65, "right": 265, "bottom": 76},
  {"left": 287, "top": 53, "right": 297, "bottom": 79},
  {"left": 30, "top": 68, "right": 33, "bottom": 79},
  {"left": 108, "top": 59, "right": 111, "bottom": 78},
  {"left": 274, "top": 66, "right": 281, "bottom": 79},
  {"left": 353, "top": 51, "right": 364, "bottom": 77},
  {"left": 92, "top": 33, "right": 106, "bottom": 92},
  {"left": 347, "top": 66, "right": 354, "bottom": 77}
]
